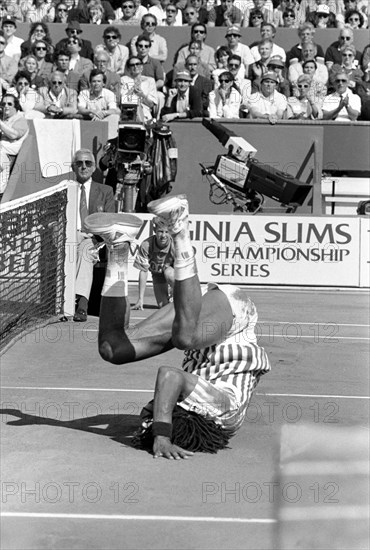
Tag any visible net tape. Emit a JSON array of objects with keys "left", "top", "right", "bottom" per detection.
[{"left": 0, "top": 184, "right": 68, "bottom": 353}]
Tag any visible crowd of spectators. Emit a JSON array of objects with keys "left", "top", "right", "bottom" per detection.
[{"left": 0, "top": 3, "right": 369, "bottom": 193}]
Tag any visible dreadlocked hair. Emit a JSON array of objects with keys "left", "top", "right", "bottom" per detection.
[{"left": 132, "top": 405, "right": 233, "bottom": 454}]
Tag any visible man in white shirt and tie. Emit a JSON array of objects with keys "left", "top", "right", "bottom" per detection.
[{"left": 72, "top": 149, "right": 115, "bottom": 321}]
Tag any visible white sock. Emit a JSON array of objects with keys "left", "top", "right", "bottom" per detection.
[
  {"left": 102, "top": 245, "right": 129, "bottom": 297},
  {"left": 173, "top": 230, "right": 198, "bottom": 281}
]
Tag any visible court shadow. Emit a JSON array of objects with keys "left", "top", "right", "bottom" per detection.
[{"left": 0, "top": 408, "right": 142, "bottom": 448}]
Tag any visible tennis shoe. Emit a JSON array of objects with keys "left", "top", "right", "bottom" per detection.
[
  {"left": 147, "top": 195, "right": 189, "bottom": 234},
  {"left": 84, "top": 213, "right": 142, "bottom": 246}
]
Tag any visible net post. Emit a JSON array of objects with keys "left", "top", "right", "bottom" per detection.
[{"left": 64, "top": 181, "right": 78, "bottom": 317}]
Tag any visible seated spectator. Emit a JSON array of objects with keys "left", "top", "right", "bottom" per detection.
[
  {"left": 20, "top": 22, "right": 54, "bottom": 62},
  {"left": 77, "top": 69, "right": 120, "bottom": 126},
  {"left": 71, "top": 148, "right": 115, "bottom": 323},
  {"left": 208, "top": 70, "right": 245, "bottom": 118},
  {"left": 163, "top": 3, "right": 181, "bottom": 26},
  {"left": 280, "top": 8, "right": 298, "bottom": 27},
  {"left": 116, "top": 0, "right": 143, "bottom": 25},
  {"left": 20, "top": 54, "right": 46, "bottom": 88},
  {"left": 0, "top": 29, "right": 18, "bottom": 92},
  {"left": 227, "top": 54, "right": 251, "bottom": 96},
  {"left": 243, "top": 8, "right": 266, "bottom": 28},
  {"left": 66, "top": 36, "right": 94, "bottom": 76},
  {"left": 183, "top": 5, "right": 200, "bottom": 26},
  {"left": 208, "top": 0, "right": 243, "bottom": 27},
  {"left": 31, "top": 41, "right": 53, "bottom": 83},
  {"left": 250, "top": 22, "right": 286, "bottom": 63},
  {"left": 344, "top": 0, "right": 368, "bottom": 27},
  {"left": 95, "top": 26, "right": 129, "bottom": 76},
  {"left": 248, "top": 38, "right": 273, "bottom": 87},
  {"left": 9, "top": 70, "right": 44, "bottom": 118},
  {"left": 286, "top": 22, "right": 324, "bottom": 66},
  {"left": 121, "top": 56, "right": 158, "bottom": 122},
  {"left": 355, "top": 68, "right": 370, "bottom": 121},
  {"left": 36, "top": 70, "right": 78, "bottom": 118},
  {"left": 175, "top": 24, "right": 216, "bottom": 69},
  {"left": 344, "top": 8, "right": 366, "bottom": 28},
  {"left": 53, "top": 49, "right": 80, "bottom": 91},
  {"left": 0, "top": 93, "right": 29, "bottom": 198},
  {"left": 247, "top": 71, "right": 287, "bottom": 123},
  {"left": 361, "top": 44, "right": 370, "bottom": 73},
  {"left": 273, "top": 0, "right": 302, "bottom": 28},
  {"left": 2, "top": 17, "right": 23, "bottom": 63},
  {"left": 212, "top": 45, "right": 232, "bottom": 86},
  {"left": 223, "top": 25, "right": 254, "bottom": 74},
  {"left": 300, "top": 0, "right": 341, "bottom": 23},
  {"left": 242, "top": 0, "right": 273, "bottom": 27},
  {"left": 53, "top": 2, "right": 69, "bottom": 23},
  {"left": 325, "top": 27, "right": 362, "bottom": 70},
  {"left": 79, "top": 50, "right": 121, "bottom": 102},
  {"left": 161, "top": 69, "right": 203, "bottom": 122},
  {"left": 286, "top": 74, "right": 322, "bottom": 119},
  {"left": 0, "top": 0, "right": 24, "bottom": 22},
  {"left": 300, "top": 59, "right": 328, "bottom": 103},
  {"left": 69, "top": 0, "right": 115, "bottom": 23},
  {"left": 288, "top": 42, "right": 328, "bottom": 85},
  {"left": 329, "top": 44, "right": 364, "bottom": 91},
  {"left": 149, "top": 0, "right": 182, "bottom": 25},
  {"left": 265, "top": 55, "right": 290, "bottom": 97},
  {"left": 55, "top": 21, "right": 94, "bottom": 62},
  {"left": 85, "top": 1, "right": 111, "bottom": 24},
  {"left": 131, "top": 218, "right": 175, "bottom": 310},
  {"left": 188, "top": 0, "right": 209, "bottom": 25},
  {"left": 135, "top": 33, "right": 165, "bottom": 89},
  {"left": 129, "top": 14, "right": 168, "bottom": 62},
  {"left": 23, "top": 0, "right": 55, "bottom": 23},
  {"left": 307, "top": 4, "right": 337, "bottom": 28},
  {"left": 174, "top": 40, "right": 212, "bottom": 79},
  {"left": 322, "top": 71, "right": 361, "bottom": 120}
]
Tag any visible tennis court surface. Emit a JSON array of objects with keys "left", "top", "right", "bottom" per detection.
[{"left": 1, "top": 286, "right": 369, "bottom": 550}]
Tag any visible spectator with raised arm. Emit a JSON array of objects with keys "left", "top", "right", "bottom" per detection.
[{"left": 9, "top": 70, "right": 44, "bottom": 118}]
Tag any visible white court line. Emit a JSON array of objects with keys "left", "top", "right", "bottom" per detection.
[
  {"left": 279, "top": 506, "right": 369, "bottom": 522},
  {"left": 0, "top": 512, "right": 276, "bottom": 524},
  {"left": 1, "top": 387, "right": 369, "bottom": 400}
]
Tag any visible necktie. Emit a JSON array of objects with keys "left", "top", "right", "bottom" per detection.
[{"left": 80, "top": 183, "right": 88, "bottom": 230}]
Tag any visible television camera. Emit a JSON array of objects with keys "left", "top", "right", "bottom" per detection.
[
  {"left": 100, "top": 105, "right": 177, "bottom": 212},
  {"left": 200, "top": 119, "right": 312, "bottom": 214}
]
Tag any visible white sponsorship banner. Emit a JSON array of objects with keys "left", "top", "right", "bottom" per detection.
[{"left": 128, "top": 214, "right": 362, "bottom": 287}]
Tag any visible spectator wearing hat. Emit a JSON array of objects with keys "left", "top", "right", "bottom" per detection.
[
  {"left": 55, "top": 21, "right": 94, "bottom": 61},
  {"left": 286, "top": 22, "right": 325, "bottom": 66},
  {"left": 322, "top": 70, "right": 361, "bottom": 121},
  {"left": 174, "top": 24, "right": 216, "bottom": 70},
  {"left": 247, "top": 71, "right": 287, "bottom": 123},
  {"left": 208, "top": 70, "right": 246, "bottom": 118},
  {"left": 265, "top": 55, "right": 290, "bottom": 97},
  {"left": 286, "top": 74, "right": 322, "bottom": 119},
  {"left": 324, "top": 27, "right": 362, "bottom": 71},
  {"left": 0, "top": 29, "right": 18, "bottom": 91},
  {"left": 129, "top": 14, "right": 168, "bottom": 63},
  {"left": 161, "top": 69, "right": 203, "bottom": 122},
  {"left": 35, "top": 70, "right": 78, "bottom": 118},
  {"left": 2, "top": 17, "right": 23, "bottom": 62},
  {"left": 307, "top": 4, "right": 337, "bottom": 27},
  {"left": 288, "top": 41, "right": 328, "bottom": 86},
  {"left": 299, "top": 0, "right": 340, "bottom": 22},
  {"left": 95, "top": 26, "right": 129, "bottom": 76},
  {"left": 79, "top": 50, "right": 121, "bottom": 103},
  {"left": 208, "top": 0, "right": 243, "bottom": 26},
  {"left": 223, "top": 26, "right": 254, "bottom": 74},
  {"left": 120, "top": 55, "right": 158, "bottom": 122},
  {"left": 250, "top": 23, "right": 286, "bottom": 64}
]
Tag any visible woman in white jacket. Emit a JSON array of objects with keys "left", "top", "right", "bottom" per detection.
[{"left": 208, "top": 71, "right": 244, "bottom": 119}]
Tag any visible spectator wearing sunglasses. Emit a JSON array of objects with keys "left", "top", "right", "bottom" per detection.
[
  {"left": 30, "top": 40, "right": 53, "bottom": 82},
  {"left": 208, "top": 70, "right": 246, "bottom": 118},
  {"left": 250, "top": 23, "right": 286, "bottom": 64},
  {"left": 8, "top": 70, "right": 44, "bottom": 119},
  {"left": 307, "top": 3, "right": 337, "bottom": 28},
  {"left": 53, "top": 2, "right": 69, "bottom": 23},
  {"left": 273, "top": 0, "right": 302, "bottom": 27},
  {"left": 163, "top": 3, "right": 180, "bottom": 25},
  {"left": 344, "top": 8, "right": 365, "bottom": 28},
  {"left": 121, "top": 56, "right": 158, "bottom": 122},
  {"left": 188, "top": 0, "right": 209, "bottom": 25},
  {"left": 35, "top": 70, "right": 78, "bottom": 118},
  {"left": 149, "top": 0, "right": 183, "bottom": 25},
  {"left": 174, "top": 24, "right": 216, "bottom": 69},
  {"left": 95, "top": 26, "right": 129, "bottom": 76},
  {"left": 208, "top": 0, "right": 242, "bottom": 27},
  {"left": 130, "top": 14, "right": 168, "bottom": 63},
  {"left": 265, "top": 55, "right": 290, "bottom": 97},
  {"left": 286, "top": 74, "right": 322, "bottom": 119},
  {"left": 65, "top": 36, "right": 94, "bottom": 77},
  {"left": 161, "top": 69, "right": 203, "bottom": 121},
  {"left": 20, "top": 22, "right": 54, "bottom": 62},
  {"left": 322, "top": 70, "right": 361, "bottom": 120},
  {"left": 183, "top": 5, "right": 200, "bottom": 25},
  {"left": 115, "top": 0, "right": 143, "bottom": 24},
  {"left": 329, "top": 44, "right": 364, "bottom": 91},
  {"left": 324, "top": 27, "right": 362, "bottom": 71},
  {"left": 242, "top": 0, "right": 273, "bottom": 27},
  {"left": 55, "top": 21, "right": 94, "bottom": 61},
  {"left": 243, "top": 8, "right": 265, "bottom": 27}
]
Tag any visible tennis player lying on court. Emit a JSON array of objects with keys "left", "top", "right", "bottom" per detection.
[{"left": 84, "top": 195, "right": 271, "bottom": 460}]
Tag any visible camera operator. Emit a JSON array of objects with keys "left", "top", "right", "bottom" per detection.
[
  {"left": 0, "top": 93, "right": 29, "bottom": 199},
  {"left": 120, "top": 56, "right": 158, "bottom": 123}
]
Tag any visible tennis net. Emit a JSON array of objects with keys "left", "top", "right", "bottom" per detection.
[{"left": 0, "top": 183, "right": 69, "bottom": 353}]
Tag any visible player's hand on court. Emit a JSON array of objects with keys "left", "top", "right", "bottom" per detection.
[
  {"left": 131, "top": 300, "right": 144, "bottom": 310},
  {"left": 153, "top": 436, "right": 194, "bottom": 460}
]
